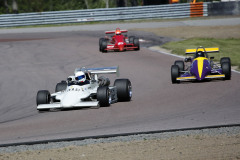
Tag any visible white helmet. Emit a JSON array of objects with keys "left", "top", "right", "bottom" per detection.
[{"left": 75, "top": 71, "right": 86, "bottom": 83}]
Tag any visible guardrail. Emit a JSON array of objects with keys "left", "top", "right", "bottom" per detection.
[{"left": 0, "top": 3, "right": 208, "bottom": 27}]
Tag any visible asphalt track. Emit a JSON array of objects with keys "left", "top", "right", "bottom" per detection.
[{"left": 0, "top": 17, "right": 240, "bottom": 145}]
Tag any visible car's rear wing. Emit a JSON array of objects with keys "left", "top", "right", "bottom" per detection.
[
  {"left": 75, "top": 66, "right": 119, "bottom": 76},
  {"left": 105, "top": 30, "right": 128, "bottom": 34},
  {"left": 185, "top": 47, "right": 219, "bottom": 54}
]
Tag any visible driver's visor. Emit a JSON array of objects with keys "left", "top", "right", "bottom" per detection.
[{"left": 75, "top": 75, "right": 85, "bottom": 80}]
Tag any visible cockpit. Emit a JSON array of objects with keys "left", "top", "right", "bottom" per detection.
[{"left": 194, "top": 51, "right": 208, "bottom": 58}]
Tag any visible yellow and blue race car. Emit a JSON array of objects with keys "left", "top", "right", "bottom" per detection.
[{"left": 171, "top": 46, "right": 231, "bottom": 83}]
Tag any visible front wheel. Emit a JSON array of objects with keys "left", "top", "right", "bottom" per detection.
[
  {"left": 101, "top": 40, "right": 108, "bottom": 53},
  {"left": 171, "top": 65, "right": 180, "bottom": 84},
  {"left": 220, "top": 57, "right": 231, "bottom": 65},
  {"left": 36, "top": 90, "right": 50, "bottom": 111},
  {"left": 97, "top": 86, "right": 110, "bottom": 107},
  {"left": 99, "top": 38, "right": 105, "bottom": 52},
  {"left": 114, "top": 79, "right": 132, "bottom": 102},
  {"left": 222, "top": 62, "right": 231, "bottom": 80}
]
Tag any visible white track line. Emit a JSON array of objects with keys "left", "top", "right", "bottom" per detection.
[{"left": 148, "top": 47, "right": 185, "bottom": 59}]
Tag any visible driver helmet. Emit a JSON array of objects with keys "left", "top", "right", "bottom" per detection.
[
  {"left": 196, "top": 51, "right": 205, "bottom": 58},
  {"left": 115, "top": 28, "right": 121, "bottom": 35},
  {"left": 75, "top": 71, "right": 86, "bottom": 83}
]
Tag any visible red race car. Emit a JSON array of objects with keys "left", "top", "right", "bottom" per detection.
[{"left": 99, "top": 28, "right": 140, "bottom": 53}]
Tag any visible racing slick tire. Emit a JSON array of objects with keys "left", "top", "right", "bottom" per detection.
[
  {"left": 114, "top": 79, "right": 132, "bottom": 102},
  {"left": 174, "top": 60, "right": 184, "bottom": 72},
  {"left": 97, "top": 86, "right": 110, "bottom": 107},
  {"left": 101, "top": 40, "right": 108, "bottom": 53},
  {"left": 129, "top": 36, "right": 135, "bottom": 44},
  {"left": 171, "top": 65, "right": 180, "bottom": 84},
  {"left": 220, "top": 57, "right": 231, "bottom": 65},
  {"left": 99, "top": 38, "right": 105, "bottom": 51},
  {"left": 133, "top": 38, "right": 140, "bottom": 51},
  {"left": 36, "top": 90, "right": 50, "bottom": 111},
  {"left": 222, "top": 62, "right": 231, "bottom": 80},
  {"left": 55, "top": 81, "right": 67, "bottom": 92}
]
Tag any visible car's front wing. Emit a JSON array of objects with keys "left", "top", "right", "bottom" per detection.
[
  {"left": 177, "top": 74, "right": 225, "bottom": 81},
  {"left": 37, "top": 101, "right": 99, "bottom": 110},
  {"left": 106, "top": 45, "right": 138, "bottom": 51}
]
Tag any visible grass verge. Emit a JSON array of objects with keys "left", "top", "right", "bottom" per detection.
[{"left": 162, "top": 38, "right": 240, "bottom": 70}]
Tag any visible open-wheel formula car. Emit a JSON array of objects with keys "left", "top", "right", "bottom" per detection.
[
  {"left": 36, "top": 66, "right": 132, "bottom": 111},
  {"left": 99, "top": 28, "right": 140, "bottom": 53},
  {"left": 171, "top": 46, "right": 231, "bottom": 83}
]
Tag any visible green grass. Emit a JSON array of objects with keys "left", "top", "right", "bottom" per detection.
[{"left": 162, "top": 38, "right": 240, "bottom": 70}]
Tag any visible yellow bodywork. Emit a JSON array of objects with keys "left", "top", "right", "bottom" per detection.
[
  {"left": 205, "top": 75, "right": 225, "bottom": 78},
  {"left": 177, "top": 76, "right": 196, "bottom": 80}
]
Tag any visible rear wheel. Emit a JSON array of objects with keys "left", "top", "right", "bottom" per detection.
[
  {"left": 133, "top": 38, "right": 140, "bottom": 51},
  {"left": 97, "top": 86, "right": 110, "bottom": 107},
  {"left": 36, "top": 90, "right": 50, "bottom": 111},
  {"left": 128, "top": 36, "right": 135, "bottom": 44},
  {"left": 55, "top": 81, "right": 67, "bottom": 92},
  {"left": 114, "top": 79, "right": 132, "bottom": 102},
  {"left": 174, "top": 60, "right": 184, "bottom": 72},
  {"left": 222, "top": 62, "right": 231, "bottom": 80},
  {"left": 171, "top": 65, "right": 180, "bottom": 84}
]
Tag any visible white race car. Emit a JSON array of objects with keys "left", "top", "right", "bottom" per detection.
[{"left": 36, "top": 66, "right": 132, "bottom": 111}]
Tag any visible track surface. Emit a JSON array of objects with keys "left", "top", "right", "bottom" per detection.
[{"left": 0, "top": 18, "right": 240, "bottom": 145}]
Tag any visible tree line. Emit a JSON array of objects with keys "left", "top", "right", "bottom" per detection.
[{"left": 0, "top": 0, "right": 143, "bottom": 14}]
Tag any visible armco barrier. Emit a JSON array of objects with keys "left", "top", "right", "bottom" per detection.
[{"left": 0, "top": 3, "right": 208, "bottom": 27}]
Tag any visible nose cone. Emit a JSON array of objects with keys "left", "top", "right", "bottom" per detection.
[
  {"left": 61, "top": 92, "right": 79, "bottom": 107},
  {"left": 119, "top": 44, "right": 124, "bottom": 51},
  {"left": 191, "top": 58, "right": 210, "bottom": 80}
]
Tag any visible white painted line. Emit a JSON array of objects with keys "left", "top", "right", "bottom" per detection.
[
  {"left": 139, "top": 39, "right": 146, "bottom": 42},
  {"left": 231, "top": 70, "right": 240, "bottom": 74},
  {"left": 148, "top": 47, "right": 185, "bottom": 59}
]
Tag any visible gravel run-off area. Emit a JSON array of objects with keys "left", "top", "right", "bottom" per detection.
[{"left": 0, "top": 126, "right": 240, "bottom": 160}]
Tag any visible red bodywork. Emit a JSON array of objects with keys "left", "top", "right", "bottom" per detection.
[{"left": 104, "top": 30, "right": 139, "bottom": 52}]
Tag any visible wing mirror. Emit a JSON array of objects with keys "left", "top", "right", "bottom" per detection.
[
  {"left": 67, "top": 77, "right": 73, "bottom": 81},
  {"left": 185, "top": 57, "right": 192, "bottom": 62}
]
